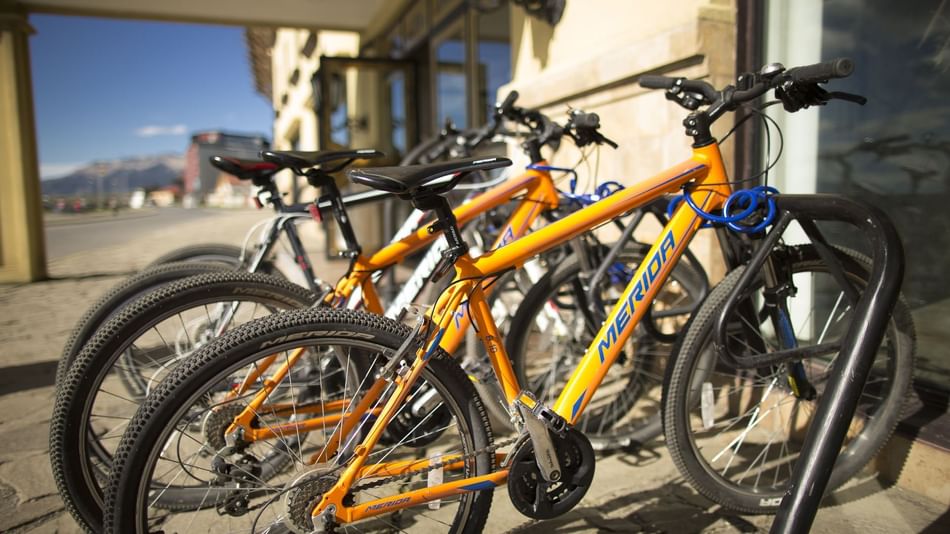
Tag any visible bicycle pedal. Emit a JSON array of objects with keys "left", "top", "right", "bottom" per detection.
[{"left": 514, "top": 391, "right": 568, "bottom": 435}]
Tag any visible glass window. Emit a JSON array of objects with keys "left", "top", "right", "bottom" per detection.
[
  {"left": 389, "top": 70, "right": 408, "bottom": 154},
  {"left": 476, "top": 6, "right": 512, "bottom": 123},
  {"left": 434, "top": 25, "right": 468, "bottom": 129},
  {"left": 302, "top": 32, "right": 317, "bottom": 58},
  {"left": 816, "top": 0, "right": 950, "bottom": 389},
  {"left": 328, "top": 72, "right": 349, "bottom": 147},
  {"left": 769, "top": 0, "right": 950, "bottom": 389}
]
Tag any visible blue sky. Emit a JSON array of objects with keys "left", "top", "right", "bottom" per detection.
[{"left": 30, "top": 15, "right": 273, "bottom": 179}]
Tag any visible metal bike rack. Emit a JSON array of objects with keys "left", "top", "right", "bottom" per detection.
[{"left": 716, "top": 194, "right": 904, "bottom": 533}]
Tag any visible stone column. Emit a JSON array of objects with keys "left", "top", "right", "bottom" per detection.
[{"left": 0, "top": 1, "right": 46, "bottom": 282}]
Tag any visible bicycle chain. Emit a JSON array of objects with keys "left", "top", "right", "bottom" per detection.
[
  {"left": 219, "top": 435, "right": 522, "bottom": 522},
  {"left": 352, "top": 435, "right": 521, "bottom": 492}
]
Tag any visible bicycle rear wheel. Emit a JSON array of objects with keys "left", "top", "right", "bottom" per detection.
[
  {"left": 55, "top": 261, "right": 227, "bottom": 389},
  {"left": 662, "top": 245, "right": 914, "bottom": 513},
  {"left": 50, "top": 272, "right": 316, "bottom": 532},
  {"left": 104, "top": 308, "right": 495, "bottom": 534},
  {"left": 147, "top": 243, "right": 247, "bottom": 268}
]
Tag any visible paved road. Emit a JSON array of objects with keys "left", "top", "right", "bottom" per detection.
[{"left": 43, "top": 207, "right": 252, "bottom": 260}]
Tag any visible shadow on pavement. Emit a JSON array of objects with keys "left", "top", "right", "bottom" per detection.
[
  {"left": 0, "top": 360, "right": 58, "bottom": 396},
  {"left": 920, "top": 507, "right": 950, "bottom": 533},
  {"left": 46, "top": 270, "right": 138, "bottom": 282},
  {"left": 505, "top": 478, "right": 758, "bottom": 533}
]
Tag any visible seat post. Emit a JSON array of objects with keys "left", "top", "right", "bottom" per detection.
[
  {"left": 307, "top": 169, "right": 362, "bottom": 258},
  {"left": 413, "top": 194, "right": 469, "bottom": 278},
  {"left": 258, "top": 181, "right": 284, "bottom": 210}
]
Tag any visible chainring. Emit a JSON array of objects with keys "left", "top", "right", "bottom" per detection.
[{"left": 506, "top": 427, "right": 595, "bottom": 519}]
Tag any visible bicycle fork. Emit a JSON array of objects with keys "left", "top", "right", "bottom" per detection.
[{"left": 761, "top": 251, "right": 816, "bottom": 400}]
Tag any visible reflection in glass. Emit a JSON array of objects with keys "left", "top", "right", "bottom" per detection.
[
  {"left": 817, "top": 0, "right": 950, "bottom": 387},
  {"left": 389, "top": 71, "right": 407, "bottom": 154},
  {"left": 477, "top": 6, "right": 511, "bottom": 122},
  {"left": 329, "top": 73, "right": 349, "bottom": 148},
  {"left": 436, "top": 31, "right": 467, "bottom": 129}
]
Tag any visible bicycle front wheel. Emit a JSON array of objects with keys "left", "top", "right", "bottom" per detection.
[
  {"left": 662, "top": 245, "right": 914, "bottom": 514},
  {"left": 104, "top": 308, "right": 495, "bottom": 534}
]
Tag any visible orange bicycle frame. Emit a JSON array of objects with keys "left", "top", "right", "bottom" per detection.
[
  {"left": 225, "top": 165, "right": 559, "bottom": 444},
  {"left": 306, "top": 142, "right": 735, "bottom": 524}
]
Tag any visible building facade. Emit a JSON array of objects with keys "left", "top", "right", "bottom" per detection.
[
  {"left": 249, "top": 0, "right": 950, "bottom": 503},
  {"left": 182, "top": 130, "right": 270, "bottom": 206}
]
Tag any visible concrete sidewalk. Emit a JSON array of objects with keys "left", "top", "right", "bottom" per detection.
[{"left": 0, "top": 209, "right": 946, "bottom": 533}]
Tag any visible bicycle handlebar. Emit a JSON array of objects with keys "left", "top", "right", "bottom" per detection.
[
  {"left": 638, "top": 58, "right": 863, "bottom": 141},
  {"left": 786, "top": 57, "right": 854, "bottom": 84},
  {"left": 498, "top": 90, "right": 519, "bottom": 116},
  {"left": 570, "top": 111, "right": 600, "bottom": 130},
  {"left": 640, "top": 75, "right": 719, "bottom": 103},
  {"left": 420, "top": 89, "right": 616, "bottom": 163}
]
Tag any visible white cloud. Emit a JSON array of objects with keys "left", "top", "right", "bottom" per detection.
[
  {"left": 40, "top": 162, "right": 85, "bottom": 180},
  {"left": 135, "top": 124, "right": 188, "bottom": 137}
]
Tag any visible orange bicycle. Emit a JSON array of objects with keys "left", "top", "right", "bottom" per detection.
[{"left": 104, "top": 58, "right": 911, "bottom": 533}]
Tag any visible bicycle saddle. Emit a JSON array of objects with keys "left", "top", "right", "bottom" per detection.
[
  {"left": 260, "top": 149, "right": 384, "bottom": 170},
  {"left": 349, "top": 156, "right": 511, "bottom": 199},
  {"left": 209, "top": 156, "right": 280, "bottom": 185}
]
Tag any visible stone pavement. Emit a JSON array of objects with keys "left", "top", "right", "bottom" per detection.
[{"left": 0, "top": 208, "right": 947, "bottom": 533}]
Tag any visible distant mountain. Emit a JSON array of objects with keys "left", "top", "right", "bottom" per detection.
[{"left": 42, "top": 154, "right": 185, "bottom": 197}]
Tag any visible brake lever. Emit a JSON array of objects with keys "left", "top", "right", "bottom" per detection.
[
  {"left": 665, "top": 89, "right": 703, "bottom": 110},
  {"left": 664, "top": 79, "right": 711, "bottom": 111},
  {"left": 597, "top": 132, "right": 619, "bottom": 149},
  {"left": 827, "top": 91, "right": 867, "bottom": 106}
]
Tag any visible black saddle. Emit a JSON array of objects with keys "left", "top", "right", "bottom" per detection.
[
  {"left": 209, "top": 156, "right": 280, "bottom": 186},
  {"left": 261, "top": 149, "right": 384, "bottom": 170},
  {"left": 349, "top": 156, "right": 511, "bottom": 199}
]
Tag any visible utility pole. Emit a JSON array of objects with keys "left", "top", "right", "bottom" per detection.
[{"left": 91, "top": 161, "right": 109, "bottom": 210}]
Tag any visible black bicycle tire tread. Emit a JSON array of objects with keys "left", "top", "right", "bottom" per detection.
[
  {"left": 661, "top": 245, "right": 915, "bottom": 515},
  {"left": 146, "top": 243, "right": 246, "bottom": 268},
  {"left": 104, "top": 307, "right": 494, "bottom": 533},
  {"left": 51, "top": 271, "right": 316, "bottom": 533},
  {"left": 54, "top": 261, "right": 228, "bottom": 389}
]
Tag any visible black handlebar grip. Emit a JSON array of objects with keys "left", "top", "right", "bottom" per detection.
[
  {"left": 498, "top": 90, "right": 519, "bottom": 113},
  {"left": 639, "top": 75, "right": 676, "bottom": 89},
  {"left": 787, "top": 58, "right": 854, "bottom": 83},
  {"left": 572, "top": 112, "right": 600, "bottom": 129}
]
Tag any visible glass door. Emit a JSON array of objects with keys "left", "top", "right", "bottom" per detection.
[{"left": 314, "top": 57, "right": 417, "bottom": 254}]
